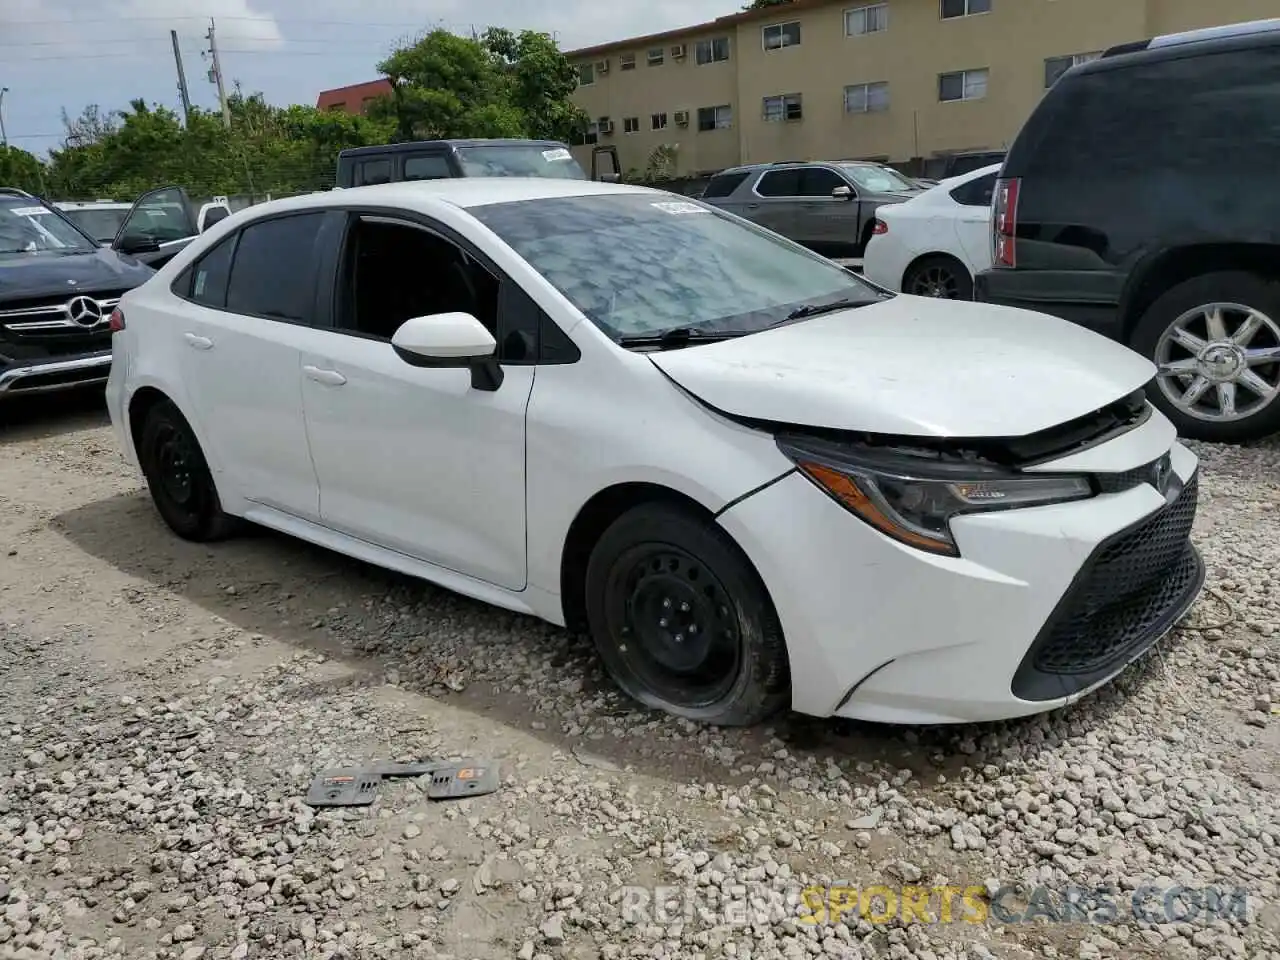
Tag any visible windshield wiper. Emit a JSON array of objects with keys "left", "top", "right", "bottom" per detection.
[
  {"left": 783, "top": 296, "right": 878, "bottom": 322},
  {"left": 618, "top": 327, "right": 746, "bottom": 349}
]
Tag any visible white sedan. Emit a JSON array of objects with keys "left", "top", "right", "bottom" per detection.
[
  {"left": 105, "top": 178, "right": 1204, "bottom": 726},
  {"left": 862, "top": 163, "right": 1002, "bottom": 299}
]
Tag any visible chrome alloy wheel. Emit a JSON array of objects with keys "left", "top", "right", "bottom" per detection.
[{"left": 1154, "top": 301, "right": 1280, "bottom": 423}]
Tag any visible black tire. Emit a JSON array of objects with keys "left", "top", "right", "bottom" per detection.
[
  {"left": 1129, "top": 271, "right": 1280, "bottom": 444},
  {"left": 583, "top": 502, "right": 790, "bottom": 727},
  {"left": 902, "top": 254, "right": 973, "bottom": 300},
  {"left": 139, "top": 399, "right": 239, "bottom": 541}
]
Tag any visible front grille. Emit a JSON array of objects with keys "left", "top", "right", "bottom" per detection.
[
  {"left": 0, "top": 290, "right": 125, "bottom": 341},
  {"left": 1012, "top": 471, "right": 1204, "bottom": 701}
]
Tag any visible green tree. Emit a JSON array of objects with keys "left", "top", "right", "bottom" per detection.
[
  {"left": 0, "top": 145, "right": 45, "bottom": 193},
  {"left": 742, "top": 0, "right": 794, "bottom": 8},
  {"left": 375, "top": 28, "right": 586, "bottom": 143}
]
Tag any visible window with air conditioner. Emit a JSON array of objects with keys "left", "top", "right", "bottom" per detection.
[{"left": 763, "top": 94, "right": 803, "bottom": 122}]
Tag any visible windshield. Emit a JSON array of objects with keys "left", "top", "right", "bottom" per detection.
[
  {"left": 839, "top": 164, "right": 916, "bottom": 193},
  {"left": 455, "top": 145, "right": 587, "bottom": 180},
  {"left": 469, "top": 193, "right": 881, "bottom": 340},
  {"left": 0, "top": 197, "right": 97, "bottom": 254},
  {"left": 60, "top": 207, "right": 128, "bottom": 243}
]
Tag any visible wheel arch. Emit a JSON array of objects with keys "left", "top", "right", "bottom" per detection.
[
  {"left": 1119, "top": 243, "right": 1280, "bottom": 343},
  {"left": 557, "top": 481, "right": 779, "bottom": 640},
  {"left": 127, "top": 385, "right": 223, "bottom": 480},
  {"left": 900, "top": 251, "right": 971, "bottom": 291}
]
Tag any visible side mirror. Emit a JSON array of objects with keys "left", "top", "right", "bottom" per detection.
[
  {"left": 832, "top": 186, "right": 853, "bottom": 200},
  {"left": 391, "top": 313, "right": 504, "bottom": 390},
  {"left": 116, "top": 234, "right": 161, "bottom": 254}
]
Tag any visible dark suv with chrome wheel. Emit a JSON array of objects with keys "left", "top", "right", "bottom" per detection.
[
  {"left": 0, "top": 189, "right": 154, "bottom": 399},
  {"left": 975, "top": 19, "right": 1280, "bottom": 443}
]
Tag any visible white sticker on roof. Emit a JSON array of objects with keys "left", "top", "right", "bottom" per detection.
[
  {"left": 542, "top": 148, "right": 572, "bottom": 161},
  {"left": 650, "top": 201, "right": 706, "bottom": 215},
  {"left": 10, "top": 206, "right": 51, "bottom": 216}
]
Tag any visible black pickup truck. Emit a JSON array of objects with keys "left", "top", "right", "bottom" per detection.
[{"left": 335, "top": 138, "right": 621, "bottom": 187}]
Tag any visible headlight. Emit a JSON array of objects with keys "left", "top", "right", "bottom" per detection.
[{"left": 777, "top": 436, "right": 1093, "bottom": 557}]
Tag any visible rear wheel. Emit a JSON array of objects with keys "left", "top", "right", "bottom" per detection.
[
  {"left": 583, "top": 502, "right": 790, "bottom": 726},
  {"left": 903, "top": 255, "right": 973, "bottom": 300},
  {"left": 139, "top": 399, "right": 239, "bottom": 541},
  {"left": 1130, "top": 272, "right": 1280, "bottom": 443}
]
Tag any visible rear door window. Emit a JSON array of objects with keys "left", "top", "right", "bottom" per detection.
[
  {"left": 225, "top": 213, "right": 327, "bottom": 321},
  {"left": 356, "top": 159, "right": 392, "bottom": 185},
  {"left": 404, "top": 154, "right": 452, "bottom": 180}
]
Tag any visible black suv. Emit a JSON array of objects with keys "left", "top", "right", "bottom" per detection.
[
  {"left": 0, "top": 188, "right": 154, "bottom": 399},
  {"left": 975, "top": 19, "right": 1280, "bottom": 443}
]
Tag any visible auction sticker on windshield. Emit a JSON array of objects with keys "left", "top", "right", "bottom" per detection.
[
  {"left": 541, "top": 148, "right": 572, "bottom": 161},
  {"left": 9, "top": 207, "right": 51, "bottom": 217},
  {"left": 651, "top": 201, "right": 706, "bottom": 215}
]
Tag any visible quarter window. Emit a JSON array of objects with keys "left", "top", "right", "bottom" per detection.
[
  {"left": 697, "top": 105, "right": 733, "bottom": 131},
  {"left": 1045, "top": 52, "right": 1102, "bottom": 88},
  {"left": 762, "top": 22, "right": 801, "bottom": 50},
  {"left": 844, "top": 81, "right": 890, "bottom": 113},
  {"left": 940, "top": 0, "right": 991, "bottom": 17},
  {"left": 762, "top": 94, "right": 803, "bottom": 122},
  {"left": 224, "top": 213, "right": 326, "bottom": 322},
  {"left": 949, "top": 171, "right": 997, "bottom": 206},
  {"left": 845, "top": 4, "right": 888, "bottom": 35},
  {"left": 695, "top": 37, "right": 730, "bottom": 64},
  {"left": 939, "top": 68, "right": 988, "bottom": 102},
  {"left": 188, "top": 235, "right": 236, "bottom": 309}
]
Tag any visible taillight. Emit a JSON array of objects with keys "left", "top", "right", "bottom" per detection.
[
  {"left": 108, "top": 307, "right": 125, "bottom": 333},
  {"left": 992, "top": 177, "right": 1020, "bottom": 268},
  {"left": 871, "top": 219, "right": 888, "bottom": 235}
]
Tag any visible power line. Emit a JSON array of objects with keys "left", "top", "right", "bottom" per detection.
[{"left": 6, "top": 47, "right": 394, "bottom": 63}]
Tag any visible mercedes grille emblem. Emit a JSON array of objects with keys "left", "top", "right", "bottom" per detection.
[{"left": 66, "top": 296, "right": 104, "bottom": 328}]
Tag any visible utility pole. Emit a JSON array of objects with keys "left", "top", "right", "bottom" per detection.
[
  {"left": 170, "top": 32, "right": 193, "bottom": 127},
  {"left": 205, "top": 19, "right": 231, "bottom": 129},
  {"left": 0, "top": 87, "right": 8, "bottom": 149}
]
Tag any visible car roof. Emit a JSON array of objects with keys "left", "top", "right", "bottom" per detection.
[
  {"left": 230, "top": 177, "right": 660, "bottom": 219},
  {"left": 338, "top": 138, "right": 569, "bottom": 159},
  {"left": 938, "top": 162, "right": 1003, "bottom": 189}
]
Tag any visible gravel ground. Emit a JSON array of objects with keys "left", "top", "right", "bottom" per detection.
[{"left": 1, "top": 393, "right": 1278, "bottom": 960}]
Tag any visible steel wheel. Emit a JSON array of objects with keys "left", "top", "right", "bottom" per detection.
[
  {"left": 139, "top": 398, "right": 239, "bottom": 542},
  {"left": 1154, "top": 301, "right": 1280, "bottom": 423},
  {"left": 602, "top": 544, "right": 742, "bottom": 709}
]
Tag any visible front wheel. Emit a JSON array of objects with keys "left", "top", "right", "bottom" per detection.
[
  {"left": 583, "top": 502, "right": 790, "bottom": 727},
  {"left": 139, "top": 399, "right": 239, "bottom": 541},
  {"left": 1130, "top": 272, "right": 1280, "bottom": 443}
]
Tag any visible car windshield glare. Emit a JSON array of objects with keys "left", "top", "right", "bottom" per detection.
[
  {"left": 840, "top": 164, "right": 915, "bottom": 193},
  {"left": 0, "top": 198, "right": 96, "bottom": 254},
  {"left": 455, "top": 145, "right": 587, "bottom": 180},
  {"left": 469, "top": 193, "right": 879, "bottom": 340}
]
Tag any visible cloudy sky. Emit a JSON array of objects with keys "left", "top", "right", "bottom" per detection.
[{"left": 2, "top": 0, "right": 735, "bottom": 157}]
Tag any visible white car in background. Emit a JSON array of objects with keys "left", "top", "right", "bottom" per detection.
[
  {"left": 862, "top": 163, "right": 1002, "bottom": 299},
  {"left": 105, "top": 178, "right": 1203, "bottom": 728}
]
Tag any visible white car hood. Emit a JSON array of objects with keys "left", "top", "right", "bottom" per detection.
[{"left": 649, "top": 296, "right": 1155, "bottom": 438}]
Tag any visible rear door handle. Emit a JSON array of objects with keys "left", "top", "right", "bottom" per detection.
[
  {"left": 183, "top": 333, "right": 213, "bottom": 350},
  {"left": 303, "top": 364, "right": 347, "bottom": 386},
  {"left": 746, "top": 203, "right": 760, "bottom": 210}
]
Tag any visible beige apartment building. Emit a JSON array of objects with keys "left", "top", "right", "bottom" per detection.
[{"left": 566, "top": 0, "right": 1279, "bottom": 178}]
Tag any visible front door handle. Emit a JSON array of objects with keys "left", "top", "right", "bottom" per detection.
[
  {"left": 183, "top": 333, "right": 213, "bottom": 350},
  {"left": 746, "top": 203, "right": 760, "bottom": 210},
  {"left": 303, "top": 365, "right": 347, "bottom": 386}
]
